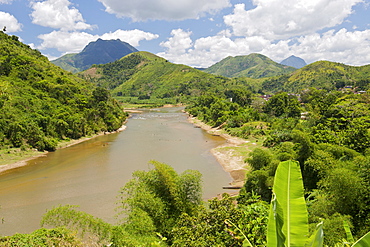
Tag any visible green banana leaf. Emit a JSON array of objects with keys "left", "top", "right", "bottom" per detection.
[
  {"left": 306, "top": 222, "right": 323, "bottom": 247},
  {"left": 271, "top": 160, "right": 309, "bottom": 247},
  {"left": 267, "top": 193, "right": 286, "bottom": 247},
  {"left": 343, "top": 220, "right": 355, "bottom": 243},
  {"left": 352, "top": 231, "right": 370, "bottom": 247}
]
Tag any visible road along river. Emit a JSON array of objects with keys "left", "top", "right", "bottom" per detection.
[{"left": 0, "top": 107, "right": 232, "bottom": 236}]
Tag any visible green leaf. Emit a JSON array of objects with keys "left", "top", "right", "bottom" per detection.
[
  {"left": 306, "top": 222, "right": 323, "bottom": 247},
  {"left": 267, "top": 193, "right": 286, "bottom": 247},
  {"left": 352, "top": 231, "right": 370, "bottom": 247},
  {"left": 272, "top": 160, "right": 309, "bottom": 247},
  {"left": 343, "top": 220, "right": 355, "bottom": 243}
]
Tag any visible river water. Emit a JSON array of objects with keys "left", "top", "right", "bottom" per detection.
[{"left": 0, "top": 107, "right": 232, "bottom": 236}]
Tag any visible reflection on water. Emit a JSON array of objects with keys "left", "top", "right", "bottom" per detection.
[{"left": 0, "top": 107, "right": 231, "bottom": 235}]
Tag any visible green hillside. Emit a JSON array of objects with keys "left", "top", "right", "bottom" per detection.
[
  {"left": 204, "top": 53, "right": 296, "bottom": 78},
  {"left": 0, "top": 31, "right": 127, "bottom": 151},
  {"left": 262, "top": 60, "right": 370, "bottom": 93},
  {"left": 80, "top": 51, "right": 233, "bottom": 99},
  {"left": 50, "top": 53, "right": 80, "bottom": 73}
]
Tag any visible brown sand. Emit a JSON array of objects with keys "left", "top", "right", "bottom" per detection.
[{"left": 187, "top": 116, "right": 249, "bottom": 187}]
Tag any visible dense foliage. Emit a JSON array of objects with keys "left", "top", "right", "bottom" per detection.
[
  {"left": 204, "top": 53, "right": 296, "bottom": 78},
  {"left": 262, "top": 61, "right": 370, "bottom": 93},
  {"left": 0, "top": 227, "right": 82, "bottom": 247},
  {"left": 0, "top": 32, "right": 127, "bottom": 151},
  {"left": 79, "top": 51, "right": 246, "bottom": 101},
  {"left": 186, "top": 88, "right": 370, "bottom": 245}
]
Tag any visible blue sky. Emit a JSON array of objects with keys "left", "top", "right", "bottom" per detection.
[{"left": 1, "top": 0, "right": 369, "bottom": 68}]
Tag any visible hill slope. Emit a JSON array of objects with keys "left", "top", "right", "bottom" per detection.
[
  {"left": 204, "top": 53, "right": 296, "bottom": 78},
  {"left": 80, "top": 51, "right": 233, "bottom": 98},
  {"left": 52, "top": 39, "right": 138, "bottom": 73},
  {"left": 262, "top": 60, "right": 370, "bottom": 93},
  {"left": 0, "top": 32, "right": 126, "bottom": 151},
  {"left": 280, "top": 55, "right": 307, "bottom": 69}
]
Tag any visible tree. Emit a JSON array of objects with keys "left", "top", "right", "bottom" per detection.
[
  {"left": 117, "top": 161, "right": 203, "bottom": 242},
  {"left": 264, "top": 92, "right": 301, "bottom": 118}
]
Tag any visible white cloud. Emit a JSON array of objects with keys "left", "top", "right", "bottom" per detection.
[
  {"left": 98, "top": 0, "right": 231, "bottom": 21},
  {"left": 37, "top": 31, "right": 96, "bottom": 53},
  {"left": 0, "top": 0, "right": 13, "bottom": 3},
  {"left": 289, "top": 28, "right": 370, "bottom": 65},
  {"left": 0, "top": 11, "right": 22, "bottom": 32},
  {"left": 224, "top": 0, "right": 363, "bottom": 39},
  {"left": 37, "top": 29, "right": 159, "bottom": 53},
  {"left": 30, "top": 0, "right": 93, "bottom": 31},
  {"left": 159, "top": 29, "right": 193, "bottom": 55},
  {"left": 157, "top": 27, "right": 370, "bottom": 68},
  {"left": 100, "top": 29, "right": 159, "bottom": 47}
]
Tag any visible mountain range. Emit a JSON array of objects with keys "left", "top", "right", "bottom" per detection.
[
  {"left": 79, "top": 51, "right": 238, "bottom": 98},
  {"left": 51, "top": 39, "right": 138, "bottom": 73},
  {"left": 204, "top": 53, "right": 297, "bottom": 78},
  {"left": 262, "top": 60, "right": 370, "bottom": 93}
]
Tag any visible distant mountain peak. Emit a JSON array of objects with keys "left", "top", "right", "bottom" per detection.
[
  {"left": 280, "top": 55, "right": 307, "bottom": 69},
  {"left": 52, "top": 39, "right": 138, "bottom": 73}
]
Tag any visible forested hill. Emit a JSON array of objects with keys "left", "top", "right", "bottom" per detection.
[
  {"left": 204, "top": 53, "right": 296, "bottom": 78},
  {"left": 79, "top": 51, "right": 240, "bottom": 98},
  {"left": 262, "top": 60, "right": 370, "bottom": 93},
  {"left": 52, "top": 39, "right": 138, "bottom": 73},
  {"left": 0, "top": 32, "right": 127, "bottom": 151}
]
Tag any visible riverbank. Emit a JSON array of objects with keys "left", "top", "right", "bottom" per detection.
[
  {"left": 188, "top": 116, "right": 260, "bottom": 188},
  {"left": 0, "top": 125, "right": 127, "bottom": 175}
]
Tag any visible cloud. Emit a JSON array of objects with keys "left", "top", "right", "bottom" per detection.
[
  {"left": 30, "top": 0, "right": 93, "bottom": 31},
  {"left": 157, "top": 27, "right": 370, "bottom": 68},
  {"left": 289, "top": 28, "right": 370, "bottom": 66},
  {"left": 97, "top": 0, "right": 231, "bottom": 21},
  {"left": 37, "top": 29, "right": 159, "bottom": 53},
  {"left": 100, "top": 29, "right": 159, "bottom": 47},
  {"left": 0, "top": 11, "right": 22, "bottom": 32},
  {"left": 224, "top": 0, "right": 363, "bottom": 39},
  {"left": 0, "top": 0, "right": 13, "bottom": 3},
  {"left": 159, "top": 29, "right": 193, "bottom": 54},
  {"left": 37, "top": 31, "right": 96, "bottom": 53}
]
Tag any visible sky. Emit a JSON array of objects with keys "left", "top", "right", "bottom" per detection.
[{"left": 1, "top": 0, "right": 370, "bottom": 68}]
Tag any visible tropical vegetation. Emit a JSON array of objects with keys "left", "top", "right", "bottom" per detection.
[
  {"left": 0, "top": 31, "right": 127, "bottom": 152},
  {"left": 2, "top": 27, "right": 370, "bottom": 246}
]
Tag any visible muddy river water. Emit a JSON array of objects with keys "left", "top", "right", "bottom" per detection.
[{"left": 0, "top": 107, "right": 232, "bottom": 236}]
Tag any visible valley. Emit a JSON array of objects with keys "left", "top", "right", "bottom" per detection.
[{"left": 1, "top": 32, "right": 370, "bottom": 246}]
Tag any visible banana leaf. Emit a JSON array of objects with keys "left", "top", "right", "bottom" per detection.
[
  {"left": 306, "top": 222, "right": 323, "bottom": 247},
  {"left": 352, "top": 231, "right": 370, "bottom": 247},
  {"left": 271, "top": 160, "right": 309, "bottom": 247},
  {"left": 267, "top": 193, "right": 286, "bottom": 247}
]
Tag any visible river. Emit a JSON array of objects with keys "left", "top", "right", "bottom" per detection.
[{"left": 0, "top": 107, "right": 232, "bottom": 236}]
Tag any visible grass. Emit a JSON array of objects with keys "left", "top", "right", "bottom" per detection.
[{"left": 0, "top": 148, "right": 44, "bottom": 166}]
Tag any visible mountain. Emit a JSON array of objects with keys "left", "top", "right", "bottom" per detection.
[
  {"left": 79, "top": 51, "right": 234, "bottom": 98},
  {"left": 280, "top": 55, "right": 307, "bottom": 69},
  {"left": 0, "top": 32, "right": 126, "bottom": 151},
  {"left": 51, "top": 39, "right": 138, "bottom": 73},
  {"left": 204, "top": 53, "right": 296, "bottom": 78},
  {"left": 262, "top": 60, "right": 370, "bottom": 93}
]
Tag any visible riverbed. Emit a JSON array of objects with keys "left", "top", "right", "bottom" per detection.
[{"left": 0, "top": 107, "right": 232, "bottom": 236}]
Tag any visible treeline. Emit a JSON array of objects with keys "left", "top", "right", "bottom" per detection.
[
  {"left": 0, "top": 32, "right": 127, "bottom": 151},
  {"left": 186, "top": 88, "right": 370, "bottom": 245}
]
